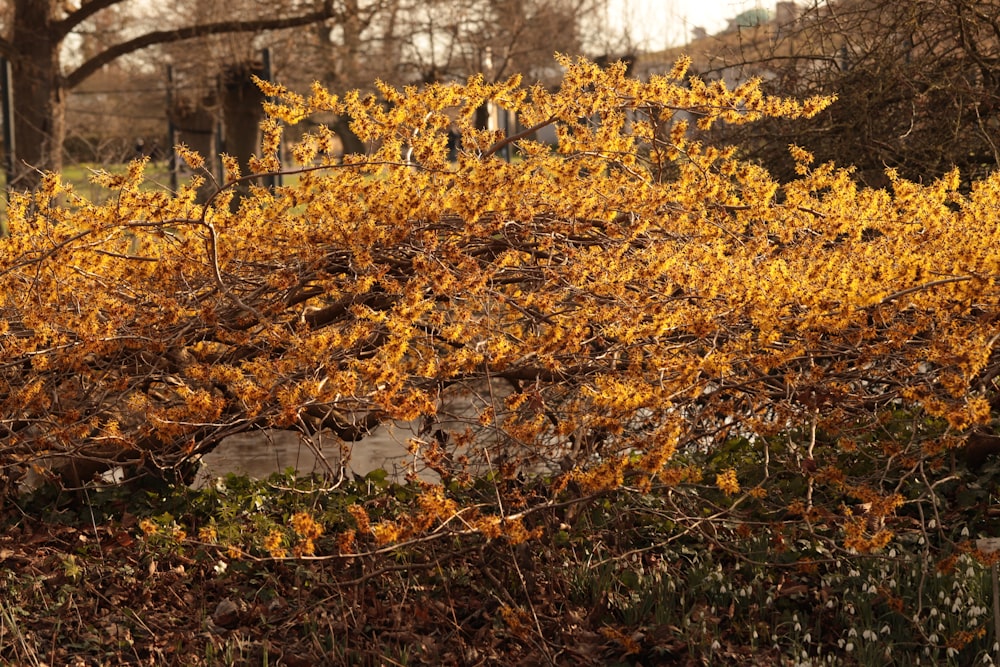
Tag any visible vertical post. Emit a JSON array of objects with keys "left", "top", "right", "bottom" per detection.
[
  {"left": 165, "top": 65, "right": 179, "bottom": 193},
  {"left": 1, "top": 58, "right": 15, "bottom": 190},
  {"left": 484, "top": 46, "right": 494, "bottom": 136},
  {"left": 260, "top": 48, "right": 281, "bottom": 189},
  {"left": 993, "top": 561, "right": 1000, "bottom": 664},
  {"left": 501, "top": 108, "right": 513, "bottom": 163},
  {"left": 214, "top": 73, "right": 224, "bottom": 183},
  {"left": 0, "top": 57, "right": 14, "bottom": 236}
]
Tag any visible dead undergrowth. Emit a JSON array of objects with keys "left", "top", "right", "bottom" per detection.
[{"left": 0, "top": 465, "right": 993, "bottom": 666}]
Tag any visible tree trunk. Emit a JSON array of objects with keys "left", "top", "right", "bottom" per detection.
[
  {"left": 170, "top": 93, "right": 219, "bottom": 204},
  {"left": 220, "top": 61, "right": 266, "bottom": 206},
  {"left": 332, "top": 115, "right": 367, "bottom": 156},
  {"left": 9, "top": 0, "right": 64, "bottom": 190}
]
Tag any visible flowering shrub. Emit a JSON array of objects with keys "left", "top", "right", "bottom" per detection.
[{"left": 2, "top": 55, "right": 999, "bottom": 557}]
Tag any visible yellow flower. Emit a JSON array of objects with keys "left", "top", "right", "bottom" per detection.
[
  {"left": 336, "top": 530, "right": 356, "bottom": 555},
  {"left": 371, "top": 521, "right": 402, "bottom": 546},
  {"left": 263, "top": 529, "right": 287, "bottom": 559},
  {"left": 292, "top": 539, "right": 316, "bottom": 557},
  {"left": 138, "top": 518, "right": 158, "bottom": 536},
  {"left": 715, "top": 468, "right": 740, "bottom": 496},
  {"left": 348, "top": 505, "right": 371, "bottom": 533},
  {"left": 290, "top": 512, "right": 323, "bottom": 541}
]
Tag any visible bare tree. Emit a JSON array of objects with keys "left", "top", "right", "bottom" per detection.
[
  {"left": 289, "top": 0, "right": 605, "bottom": 150},
  {"left": 387, "top": 0, "right": 593, "bottom": 85},
  {"left": 0, "top": 0, "right": 339, "bottom": 190},
  {"left": 690, "top": 0, "right": 1000, "bottom": 189}
]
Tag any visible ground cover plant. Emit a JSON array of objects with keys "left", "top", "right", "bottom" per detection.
[{"left": 3, "top": 56, "right": 1000, "bottom": 664}]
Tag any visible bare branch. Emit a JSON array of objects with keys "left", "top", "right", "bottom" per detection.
[
  {"left": 52, "top": 0, "right": 129, "bottom": 41},
  {"left": 65, "top": 2, "right": 335, "bottom": 89},
  {"left": 481, "top": 117, "right": 557, "bottom": 159}
]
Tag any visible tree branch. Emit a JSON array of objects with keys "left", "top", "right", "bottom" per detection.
[
  {"left": 65, "top": 2, "right": 335, "bottom": 90},
  {"left": 482, "top": 117, "right": 557, "bottom": 159},
  {"left": 53, "top": 0, "right": 129, "bottom": 41}
]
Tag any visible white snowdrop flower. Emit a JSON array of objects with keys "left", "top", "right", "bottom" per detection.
[
  {"left": 826, "top": 599, "right": 836, "bottom": 609},
  {"left": 930, "top": 607, "right": 939, "bottom": 617},
  {"left": 848, "top": 628, "right": 858, "bottom": 638},
  {"left": 845, "top": 642, "right": 855, "bottom": 653},
  {"left": 838, "top": 639, "right": 845, "bottom": 649},
  {"left": 947, "top": 648, "right": 957, "bottom": 658},
  {"left": 752, "top": 630, "right": 759, "bottom": 640},
  {"left": 929, "top": 519, "right": 937, "bottom": 528},
  {"left": 795, "top": 622, "right": 802, "bottom": 632},
  {"left": 967, "top": 567, "right": 976, "bottom": 578},
  {"left": 943, "top": 596, "right": 951, "bottom": 607},
  {"left": 889, "top": 579, "right": 896, "bottom": 588},
  {"left": 919, "top": 536, "right": 926, "bottom": 545},
  {"left": 938, "top": 622, "right": 946, "bottom": 632},
  {"left": 793, "top": 613, "right": 799, "bottom": 622},
  {"left": 881, "top": 624, "right": 891, "bottom": 635},
  {"left": 804, "top": 632, "right": 812, "bottom": 643},
  {"left": 967, "top": 596, "right": 976, "bottom": 606},
  {"left": 929, "top": 633, "right": 938, "bottom": 644},
  {"left": 719, "top": 585, "right": 727, "bottom": 594},
  {"left": 213, "top": 560, "right": 227, "bottom": 575},
  {"left": 711, "top": 640, "right": 721, "bottom": 650},
  {"left": 863, "top": 629, "right": 876, "bottom": 641},
  {"left": 772, "top": 635, "right": 779, "bottom": 643},
  {"left": 994, "top": 641, "right": 1000, "bottom": 653},
  {"left": 961, "top": 526, "right": 970, "bottom": 537},
  {"left": 889, "top": 548, "right": 897, "bottom": 557}
]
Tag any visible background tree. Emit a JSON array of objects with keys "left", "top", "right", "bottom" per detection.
[
  {"left": 0, "top": 0, "right": 338, "bottom": 190},
  {"left": 266, "top": 0, "right": 605, "bottom": 152},
  {"left": 0, "top": 0, "right": 618, "bottom": 190},
  {"left": 686, "top": 0, "right": 1000, "bottom": 189}
]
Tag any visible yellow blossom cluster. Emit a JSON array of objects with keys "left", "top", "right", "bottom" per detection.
[{"left": 2, "top": 55, "right": 999, "bottom": 553}]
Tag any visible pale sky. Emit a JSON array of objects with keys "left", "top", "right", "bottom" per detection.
[{"left": 609, "top": 0, "right": 774, "bottom": 52}]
